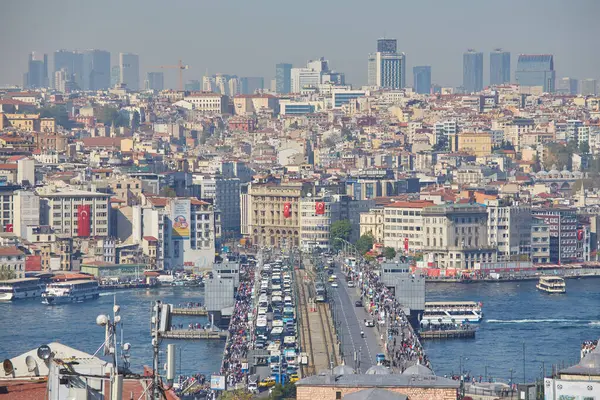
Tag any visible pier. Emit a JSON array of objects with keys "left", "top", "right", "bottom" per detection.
[
  {"left": 171, "top": 307, "right": 208, "bottom": 316},
  {"left": 158, "top": 329, "right": 227, "bottom": 340},
  {"left": 420, "top": 328, "right": 476, "bottom": 340}
]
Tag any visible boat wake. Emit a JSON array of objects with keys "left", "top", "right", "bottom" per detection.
[
  {"left": 487, "top": 318, "right": 600, "bottom": 326},
  {"left": 100, "top": 292, "right": 116, "bottom": 297}
]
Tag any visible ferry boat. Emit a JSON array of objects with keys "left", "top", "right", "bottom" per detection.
[
  {"left": 0, "top": 278, "right": 45, "bottom": 301},
  {"left": 536, "top": 276, "right": 566, "bottom": 294},
  {"left": 42, "top": 280, "right": 100, "bottom": 305},
  {"left": 422, "top": 301, "right": 483, "bottom": 325}
]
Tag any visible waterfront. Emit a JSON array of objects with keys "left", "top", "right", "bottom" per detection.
[
  {"left": 424, "top": 277, "right": 600, "bottom": 381},
  {"left": 0, "top": 287, "right": 223, "bottom": 377}
]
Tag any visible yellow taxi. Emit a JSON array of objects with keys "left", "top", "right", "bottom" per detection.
[
  {"left": 289, "top": 374, "right": 299, "bottom": 383},
  {"left": 328, "top": 276, "right": 335, "bottom": 283},
  {"left": 258, "top": 377, "right": 276, "bottom": 388}
]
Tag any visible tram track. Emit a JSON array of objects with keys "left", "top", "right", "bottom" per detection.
[{"left": 296, "top": 270, "right": 316, "bottom": 377}]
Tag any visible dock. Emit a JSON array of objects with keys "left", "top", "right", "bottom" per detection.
[
  {"left": 171, "top": 307, "right": 208, "bottom": 316},
  {"left": 158, "top": 329, "right": 227, "bottom": 340},
  {"left": 419, "top": 329, "right": 476, "bottom": 339}
]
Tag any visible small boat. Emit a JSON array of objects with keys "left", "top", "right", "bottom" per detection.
[
  {"left": 536, "top": 276, "right": 566, "bottom": 294},
  {"left": 42, "top": 280, "right": 100, "bottom": 305}
]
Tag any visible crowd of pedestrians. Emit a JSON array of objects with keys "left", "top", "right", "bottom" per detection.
[
  {"left": 353, "top": 263, "right": 430, "bottom": 372},
  {"left": 582, "top": 339, "right": 598, "bottom": 357},
  {"left": 219, "top": 262, "right": 255, "bottom": 388}
]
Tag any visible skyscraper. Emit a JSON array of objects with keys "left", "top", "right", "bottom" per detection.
[
  {"left": 53, "top": 50, "right": 84, "bottom": 90},
  {"left": 463, "top": 49, "right": 484, "bottom": 93},
  {"left": 119, "top": 53, "right": 140, "bottom": 91},
  {"left": 82, "top": 50, "right": 110, "bottom": 91},
  {"left": 185, "top": 80, "right": 201, "bottom": 91},
  {"left": 556, "top": 77, "right": 578, "bottom": 95},
  {"left": 581, "top": 79, "right": 598, "bottom": 96},
  {"left": 24, "top": 52, "right": 48, "bottom": 89},
  {"left": 368, "top": 38, "right": 405, "bottom": 89},
  {"left": 490, "top": 49, "right": 510, "bottom": 85},
  {"left": 275, "top": 63, "right": 292, "bottom": 94},
  {"left": 515, "top": 54, "right": 555, "bottom": 93},
  {"left": 413, "top": 66, "right": 431, "bottom": 94},
  {"left": 377, "top": 39, "right": 397, "bottom": 53},
  {"left": 145, "top": 72, "right": 164, "bottom": 91},
  {"left": 110, "top": 66, "right": 120, "bottom": 88},
  {"left": 240, "top": 77, "right": 264, "bottom": 94}
]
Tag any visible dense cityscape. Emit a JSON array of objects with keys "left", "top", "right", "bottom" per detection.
[{"left": 1, "top": 2, "right": 599, "bottom": 400}]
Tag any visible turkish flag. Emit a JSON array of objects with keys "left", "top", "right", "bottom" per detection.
[
  {"left": 404, "top": 237, "right": 409, "bottom": 252},
  {"left": 78, "top": 205, "right": 91, "bottom": 237},
  {"left": 315, "top": 202, "right": 325, "bottom": 215},
  {"left": 4, "top": 224, "right": 13, "bottom": 232},
  {"left": 283, "top": 202, "right": 291, "bottom": 218}
]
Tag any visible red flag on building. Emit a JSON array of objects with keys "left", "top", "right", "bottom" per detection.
[
  {"left": 404, "top": 237, "right": 409, "bottom": 252},
  {"left": 577, "top": 230, "right": 584, "bottom": 241},
  {"left": 78, "top": 205, "right": 91, "bottom": 237},
  {"left": 4, "top": 224, "right": 13, "bottom": 232},
  {"left": 283, "top": 202, "right": 291, "bottom": 218},
  {"left": 315, "top": 202, "right": 325, "bottom": 215}
]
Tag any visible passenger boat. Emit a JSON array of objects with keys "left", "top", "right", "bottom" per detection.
[
  {"left": 42, "top": 279, "right": 100, "bottom": 305},
  {"left": 422, "top": 301, "right": 483, "bottom": 325},
  {"left": 536, "top": 276, "right": 566, "bottom": 294},
  {"left": 0, "top": 278, "right": 45, "bottom": 301}
]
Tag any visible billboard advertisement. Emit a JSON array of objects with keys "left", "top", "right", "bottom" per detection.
[
  {"left": 171, "top": 199, "right": 191, "bottom": 240},
  {"left": 210, "top": 375, "right": 226, "bottom": 391}
]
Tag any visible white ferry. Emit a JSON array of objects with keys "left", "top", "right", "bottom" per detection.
[
  {"left": 0, "top": 278, "right": 45, "bottom": 301},
  {"left": 422, "top": 301, "right": 483, "bottom": 325},
  {"left": 42, "top": 280, "right": 100, "bottom": 305},
  {"left": 536, "top": 276, "right": 566, "bottom": 294}
]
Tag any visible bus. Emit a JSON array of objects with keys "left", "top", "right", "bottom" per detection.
[{"left": 315, "top": 282, "right": 327, "bottom": 302}]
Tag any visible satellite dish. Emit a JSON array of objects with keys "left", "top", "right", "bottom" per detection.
[
  {"left": 37, "top": 345, "right": 52, "bottom": 361},
  {"left": 3, "top": 359, "right": 14, "bottom": 376},
  {"left": 25, "top": 356, "right": 39, "bottom": 376}
]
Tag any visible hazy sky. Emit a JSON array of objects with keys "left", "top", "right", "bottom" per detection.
[{"left": 2, "top": 0, "right": 599, "bottom": 89}]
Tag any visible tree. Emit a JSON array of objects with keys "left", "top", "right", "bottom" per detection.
[
  {"left": 269, "top": 382, "right": 297, "bottom": 399},
  {"left": 131, "top": 111, "right": 140, "bottom": 130},
  {"left": 0, "top": 270, "right": 16, "bottom": 281},
  {"left": 580, "top": 141, "right": 590, "bottom": 154},
  {"left": 383, "top": 247, "right": 397, "bottom": 260},
  {"left": 330, "top": 220, "right": 352, "bottom": 250},
  {"left": 159, "top": 187, "right": 177, "bottom": 198},
  {"left": 220, "top": 389, "right": 253, "bottom": 400},
  {"left": 39, "top": 105, "right": 70, "bottom": 128},
  {"left": 355, "top": 233, "right": 374, "bottom": 255}
]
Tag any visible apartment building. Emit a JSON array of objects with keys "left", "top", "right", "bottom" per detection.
[
  {"left": 485, "top": 199, "right": 532, "bottom": 260},
  {"left": 183, "top": 93, "right": 229, "bottom": 114},
  {"left": 531, "top": 207, "right": 585, "bottom": 263},
  {"left": 360, "top": 208, "right": 384, "bottom": 244},
  {"left": 422, "top": 203, "right": 497, "bottom": 270},
  {"left": 382, "top": 200, "right": 433, "bottom": 252},
  {"left": 299, "top": 195, "right": 339, "bottom": 251},
  {"left": 0, "top": 246, "right": 26, "bottom": 278}
]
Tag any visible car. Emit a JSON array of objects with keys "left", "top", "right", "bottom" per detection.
[
  {"left": 259, "top": 377, "right": 276, "bottom": 388},
  {"left": 347, "top": 281, "right": 354, "bottom": 288},
  {"left": 354, "top": 300, "right": 363, "bottom": 307},
  {"left": 289, "top": 373, "right": 299, "bottom": 383},
  {"left": 328, "top": 276, "right": 334, "bottom": 283},
  {"left": 364, "top": 319, "right": 375, "bottom": 327},
  {"left": 331, "top": 282, "right": 338, "bottom": 288}
]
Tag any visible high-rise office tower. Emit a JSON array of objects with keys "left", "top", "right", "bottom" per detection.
[
  {"left": 24, "top": 52, "right": 48, "bottom": 89},
  {"left": 82, "top": 50, "right": 110, "bottom": 91},
  {"left": 581, "top": 79, "right": 598, "bottom": 96},
  {"left": 515, "top": 54, "right": 555, "bottom": 93},
  {"left": 368, "top": 38, "right": 406, "bottom": 89},
  {"left": 119, "top": 53, "right": 140, "bottom": 91},
  {"left": 556, "top": 77, "right": 578, "bottom": 95},
  {"left": 240, "top": 77, "right": 264, "bottom": 94},
  {"left": 413, "top": 66, "right": 431, "bottom": 94},
  {"left": 53, "top": 50, "right": 84, "bottom": 90},
  {"left": 377, "top": 38, "right": 397, "bottom": 53},
  {"left": 110, "top": 66, "right": 120, "bottom": 88},
  {"left": 463, "top": 49, "right": 484, "bottom": 93},
  {"left": 275, "top": 63, "right": 292, "bottom": 94},
  {"left": 145, "top": 72, "right": 164, "bottom": 91},
  {"left": 185, "top": 80, "right": 201, "bottom": 91},
  {"left": 490, "top": 49, "right": 510, "bottom": 85}
]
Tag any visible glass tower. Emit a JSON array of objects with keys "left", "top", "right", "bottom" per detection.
[
  {"left": 463, "top": 49, "right": 484, "bottom": 93},
  {"left": 413, "top": 66, "right": 431, "bottom": 94},
  {"left": 377, "top": 39, "right": 397, "bottom": 53},
  {"left": 490, "top": 49, "right": 510, "bottom": 85},
  {"left": 275, "top": 63, "right": 292, "bottom": 94},
  {"left": 83, "top": 50, "right": 111, "bottom": 91},
  {"left": 515, "top": 54, "right": 555, "bottom": 93}
]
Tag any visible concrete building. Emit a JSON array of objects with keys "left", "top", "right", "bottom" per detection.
[
  {"left": 485, "top": 198, "right": 532, "bottom": 261},
  {"left": 247, "top": 182, "right": 313, "bottom": 248},
  {"left": 275, "top": 63, "right": 292, "bottom": 94},
  {"left": 422, "top": 203, "right": 497, "bottom": 270},
  {"left": 53, "top": 50, "right": 83, "bottom": 90},
  {"left": 145, "top": 72, "right": 164, "bottom": 91},
  {"left": 531, "top": 207, "right": 584, "bottom": 263},
  {"left": 382, "top": 201, "right": 434, "bottom": 253},
  {"left": 0, "top": 246, "right": 26, "bottom": 278},
  {"left": 291, "top": 67, "right": 321, "bottom": 93},
  {"left": 543, "top": 346, "right": 600, "bottom": 400},
  {"left": 119, "top": 53, "right": 140, "bottom": 91},
  {"left": 556, "top": 77, "right": 578, "bottom": 95},
  {"left": 449, "top": 132, "right": 493, "bottom": 157},
  {"left": 379, "top": 261, "right": 425, "bottom": 325},
  {"left": 299, "top": 194, "right": 339, "bottom": 251},
  {"left": 239, "top": 77, "right": 264, "bottom": 94},
  {"left": 195, "top": 175, "right": 241, "bottom": 241},
  {"left": 463, "top": 49, "right": 484, "bottom": 93},
  {"left": 13, "top": 190, "right": 40, "bottom": 239},
  {"left": 360, "top": 208, "right": 384, "bottom": 244},
  {"left": 24, "top": 52, "right": 48, "bottom": 89},
  {"left": 183, "top": 93, "right": 229, "bottom": 113},
  {"left": 37, "top": 186, "right": 111, "bottom": 237},
  {"left": 515, "top": 54, "right": 555, "bottom": 93},
  {"left": 82, "top": 49, "right": 110, "bottom": 91},
  {"left": 581, "top": 78, "right": 598, "bottom": 96},
  {"left": 368, "top": 50, "right": 406, "bottom": 89},
  {"left": 413, "top": 66, "right": 431, "bottom": 94},
  {"left": 530, "top": 217, "right": 551, "bottom": 264}
]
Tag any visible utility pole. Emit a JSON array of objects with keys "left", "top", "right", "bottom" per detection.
[
  {"left": 152, "top": 300, "right": 161, "bottom": 400},
  {"left": 523, "top": 341, "right": 526, "bottom": 383}
]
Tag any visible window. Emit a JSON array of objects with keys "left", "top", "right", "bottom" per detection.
[{"left": 336, "top": 392, "right": 342, "bottom": 400}]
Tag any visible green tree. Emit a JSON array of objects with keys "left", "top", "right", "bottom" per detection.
[
  {"left": 269, "top": 382, "right": 297, "bottom": 399},
  {"left": 383, "top": 247, "right": 397, "bottom": 260},
  {"left": 580, "top": 141, "right": 590, "bottom": 154},
  {"left": 220, "top": 389, "right": 253, "bottom": 400},
  {"left": 131, "top": 111, "right": 140, "bottom": 130},
  {"left": 159, "top": 187, "right": 177, "bottom": 198},
  {"left": 0, "top": 270, "right": 16, "bottom": 281},
  {"left": 355, "top": 233, "right": 374, "bottom": 255},
  {"left": 39, "top": 105, "right": 70, "bottom": 128},
  {"left": 330, "top": 220, "right": 352, "bottom": 250}
]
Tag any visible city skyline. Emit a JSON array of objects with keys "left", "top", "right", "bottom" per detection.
[{"left": 1, "top": 0, "right": 599, "bottom": 89}]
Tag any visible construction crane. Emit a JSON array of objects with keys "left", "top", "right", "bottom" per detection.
[{"left": 150, "top": 60, "right": 189, "bottom": 91}]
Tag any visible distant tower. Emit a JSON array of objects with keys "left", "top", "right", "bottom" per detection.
[
  {"left": 515, "top": 54, "right": 555, "bottom": 93},
  {"left": 275, "top": 63, "right": 292, "bottom": 94},
  {"left": 490, "top": 49, "right": 510, "bottom": 85},
  {"left": 413, "top": 66, "right": 432, "bottom": 94},
  {"left": 463, "top": 49, "right": 484, "bottom": 93},
  {"left": 119, "top": 53, "right": 140, "bottom": 91},
  {"left": 368, "top": 38, "right": 405, "bottom": 89}
]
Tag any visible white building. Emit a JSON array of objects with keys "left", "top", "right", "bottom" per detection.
[
  {"left": 485, "top": 199, "right": 532, "bottom": 261},
  {"left": 382, "top": 200, "right": 434, "bottom": 253},
  {"left": 13, "top": 190, "right": 39, "bottom": 239},
  {"left": 291, "top": 68, "right": 321, "bottom": 93},
  {"left": 0, "top": 246, "right": 26, "bottom": 278},
  {"left": 299, "top": 195, "right": 339, "bottom": 251},
  {"left": 17, "top": 157, "right": 35, "bottom": 185},
  {"left": 183, "top": 93, "right": 229, "bottom": 113},
  {"left": 367, "top": 51, "right": 406, "bottom": 89},
  {"left": 119, "top": 52, "right": 140, "bottom": 91}
]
